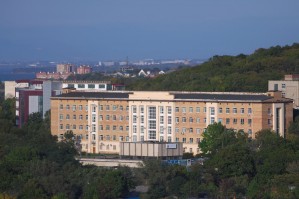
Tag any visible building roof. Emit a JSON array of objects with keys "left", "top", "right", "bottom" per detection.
[
  {"left": 53, "top": 91, "right": 130, "bottom": 99},
  {"left": 172, "top": 92, "right": 272, "bottom": 102}
]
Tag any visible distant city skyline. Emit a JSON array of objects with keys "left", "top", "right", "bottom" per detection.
[{"left": 0, "top": 0, "right": 299, "bottom": 61}]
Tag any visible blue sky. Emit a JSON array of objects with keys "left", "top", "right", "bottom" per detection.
[{"left": 0, "top": 0, "right": 299, "bottom": 61}]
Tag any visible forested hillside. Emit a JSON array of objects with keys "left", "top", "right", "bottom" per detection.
[{"left": 127, "top": 43, "right": 299, "bottom": 92}]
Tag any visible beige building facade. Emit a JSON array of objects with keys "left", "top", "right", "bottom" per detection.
[
  {"left": 51, "top": 91, "right": 293, "bottom": 155},
  {"left": 269, "top": 74, "right": 299, "bottom": 108}
]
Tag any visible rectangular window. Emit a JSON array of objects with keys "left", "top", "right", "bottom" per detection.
[
  {"left": 92, "top": 114, "right": 96, "bottom": 122},
  {"left": 59, "top": 114, "right": 63, "bottom": 120},
  {"left": 106, "top": 135, "right": 110, "bottom": 141},
  {"left": 160, "top": 126, "right": 164, "bottom": 134},
  {"left": 148, "top": 107, "right": 156, "bottom": 119},
  {"left": 196, "top": 128, "right": 200, "bottom": 134},
  {"left": 106, "top": 105, "right": 110, "bottom": 111},
  {"left": 119, "top": 126, "right": 123, "bottom": 131},
  {"left": 168, "top": 116, "right": 172, "bottom": 124},
  {"left": 92, "top": 106, "right": 96, "bottom": 112},
  {"left": 175, "top": 107, "right": 179, "bottom": 112},
  {"left": 219, "top": 107, "right": 223, "bottom": 113},
  {"left": 210, "top": 117, "right": 215, "bottom": 124},
  {"left": 60, "top": 104, "right": 63, "bottom": 110},
  {"left": 182, "top": 107, "right": 186, "bottom": 113},
  {"left": 210, "top": 107, "right": 215, "bottom": 115},
  {"left": 183, "top": 138, "right": 186, "bottom": 143},
  {"left": 140, "top": 105, "right": 144, "bottom": 114},
  {"left": 99, "top": 105, "right": 103, "bottom": 111},
  {"left": 133, "top": 115, "right": 137, "bottom": 123},
  {"left": 167, "top": 106, "right": 172, "bottom": 114},
  {"left": 233, "top": 118, "right": 237, "bottom": 124},
  {"left": 189, "top": 128, "right": 193, "bottom": 133},
  {"left": 160, "top": 116, "right": 164, "bottom": 124},
  {"left": 92, "top": 124, "right": 96, "bottom": 132},
  {"left": 140, "top": 126, "right": 144, "bottom": 134},
  {"left": 113, "top": 105, "right": 117, "bottom": 111},
  {"left": 168, "top": 126, "right": 172, "bottom": 134},
  {"left": 159, "top": 106, "right": 164, "bottom": 114},
  {"left": 85, "top": 115, "right": 88, "bottom": 120},
  {"left": 218, "top": 118, "right": 223, "bottom": 123},
  {"left": 282, "top": 83, "right": 286, "bottom": 89},
  {"left": 226, "top": 108, "right": 230, "bottom": 114},
  {"left": 160, "top": 136, "right": 164, "bottom": 142},
  {"left": 106, "top": 125, "right": 110, "bottom": 130},
  {"left": 66, "top": 105, "right": 70, "bottom": 110},
  {"left": 126, "top": 126, "right": 129, "bottom": 132},
  {"left": 189, "top": 107, "right": 193, "bottom": 113},
  {"left": 99, "top": 125, "right": 103, "bottom": 131},
  {"left": 189, "top": 117, "right": 193, "bottom": 123},
  {"left": 79, "top": 105, "right": 83, "bottom": 110},
  {"left": 85, "top": 105, "right": 88, "bottom": 111},
  {"left": 113, "top": 125, "right": 117, "bottom": 131},
  {"left": 79, "top": 125, "right": 83, "bottom": 130},
  {"left": 99, "top": 115, "right": 103, "bottom": 121},
  {"left": 59, "top": 124, "right": 63, "bottom": 130},
  {"left": 189, "top": 138, "right": 193, "bottom": 143},
  {"left": 132, "top": 106, "right": 137, "bottom": 113},
  {"left": 78, "top": 84, "right": 85, "bottom": 88},
  {"left": 119, "top": 105, "right": 123, "bottom": 111},
  {"left": 175, "top": 128, "right": 179, "bottom": 133},
  {"left": 248, "top": 119, "right": 252, "bottom": 125},
  {"left": 119, "top": 136, "right": 123, "bottom": 141},
  {"left": 133, "top": 125, "right": 137, "bottom": 134},
  {"left": 79, "top": 115, "right": 83, "bottom": 120},
  {"left": 240, "top": 118, "right": 245, "bottom": 125},
  {"left": 196, "top": 118, "right": 200, "bottom": 123},
  {"left": 226, "top": 118, "right": 230, "bottom": 124},
  {"left": 196, "top": 107, "right": 200, "bottom": 113},
  {"left": 140, "top": 115, "right": 144, "bottom": 123},
  {"left": 175, "top": 117, "right": 179, "bottom": 123},
  {"left": 248, "top": 108, "right": 252, "bottom": 114},
  {"left": 203, "top": 107, "right": 207, "bottom": 113},
  {"left": 176, "top": 138, "right": 179, "bottom": 142},
  {"left": 241, "top": 108, "right": 245, "bottom": 114},
  {"left": 233, "top": 108, "right": 237, "bottom": 114},
  {"left": 168, "top": 137, "right": 172, "bottom": 142},
  {"left": 182, "top": 117, "right": 186, "bottom": 123}
]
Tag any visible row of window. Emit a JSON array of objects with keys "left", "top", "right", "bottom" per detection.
[
  {"left": 132, "top": 105, "right": 172, "bottom": 114},
  {"left": 59, "top": 104, "right": 130, "bottom": 112},
  {"left": 175, "top": 106, "right": 253, "bottom": 114},
  {"left": 59, "top": 114, "right": 129, "bottom": 121},
  {"left": 59, "top": 124, "right": 129, "bottom": 131},
  {"left": 175, "top": 137, "right": 201, "bottom": 144}
]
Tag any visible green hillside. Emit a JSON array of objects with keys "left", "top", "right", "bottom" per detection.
[{"left": 127, "top": 43, "right": 299, "bottom": 92}]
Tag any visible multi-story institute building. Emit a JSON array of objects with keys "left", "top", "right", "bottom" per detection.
[{"left": 51, "top": 91, "right": 293, "bottom": 154}]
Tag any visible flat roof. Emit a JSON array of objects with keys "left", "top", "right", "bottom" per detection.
[
  {"left": 53, "top": 91, "right": 130, "bottom": 99},
  {"left": 173, "top": 93, "right": 272, "bottom": 101}
]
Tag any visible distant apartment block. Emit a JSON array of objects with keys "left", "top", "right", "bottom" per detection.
[
  {"left": 51, "top": 91, "right": 292, "bottom": 155},
  {"left": 77, "top": 65, "right": 92, "bottom": 74},
  {"left": 56, "top": 63, "right": 75, "bottom": 73},
  {"left": 269, "top": 74, "right": 299, "bottom": 108},
  {"left": 36, "top": 64, "right": 92, "bottom": 80}
]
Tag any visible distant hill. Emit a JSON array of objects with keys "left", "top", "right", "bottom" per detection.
[{"left": 127, "top": 43, "right": 299, "bottom": 92}]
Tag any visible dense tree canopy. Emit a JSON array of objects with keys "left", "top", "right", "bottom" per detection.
[{"left": 127, "top": 43, "right": 299, "bottom": 92}]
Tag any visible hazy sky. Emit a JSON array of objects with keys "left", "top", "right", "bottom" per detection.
[{"left": 0, "top": 0, "right": 299, "bottom": 61}]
